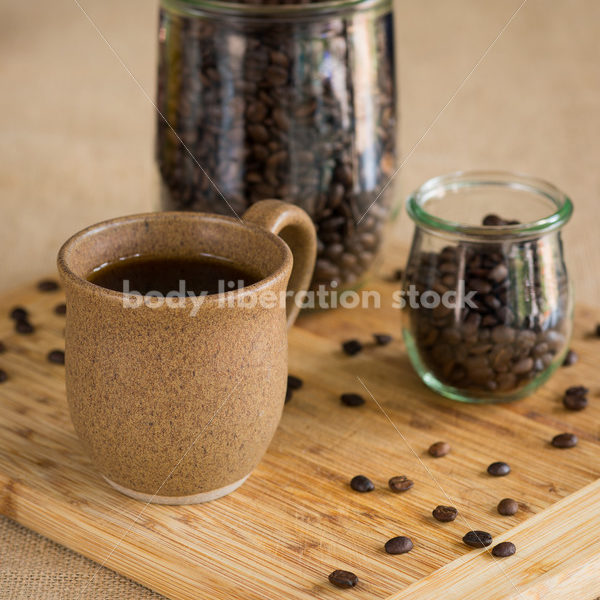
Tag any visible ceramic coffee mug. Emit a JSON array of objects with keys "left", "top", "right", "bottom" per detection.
[{"left": 57, "top": 200, "right": 316, "bottom": 504}]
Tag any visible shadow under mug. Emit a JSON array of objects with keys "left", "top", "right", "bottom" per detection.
[{"left": 57, "top": 200, "right": 316, "bottom": 504}]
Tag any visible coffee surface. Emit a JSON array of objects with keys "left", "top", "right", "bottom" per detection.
[{"left": 88, "top": 254, "right": 262, "bottom": 296}]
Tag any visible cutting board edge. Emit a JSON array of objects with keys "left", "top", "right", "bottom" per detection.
[
  {"left": 0, "top": 472, "right": 244, "bottom": 600},
  {"left": 385, "top": 477, "right": 600, "bottom": 600},
  {"left": 3, "top": 474, "right": 600, "bottom": 600}
]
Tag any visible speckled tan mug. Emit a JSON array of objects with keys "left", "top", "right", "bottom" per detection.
[{"left": 57, "top": 200, "right": 316, "bottom": 504}]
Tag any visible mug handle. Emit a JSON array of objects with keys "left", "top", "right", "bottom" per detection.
[{"left": 242, "top": 200, "right": 317, "bottom": 328}]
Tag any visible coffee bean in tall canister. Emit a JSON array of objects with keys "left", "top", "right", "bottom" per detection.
[{"left": 156, "top": 3, "right": 397, "bottom": 292}]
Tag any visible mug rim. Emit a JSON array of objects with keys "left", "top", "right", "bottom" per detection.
[{"left": 57, "top": 211, "right": 293, "bottom": 305}]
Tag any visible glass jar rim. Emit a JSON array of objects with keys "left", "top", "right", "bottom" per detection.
[
  {"left": 161, "top": 0, "right": 390, "bottom": 18},
  {"left": 406, "top": 170, "right": 573, "bottom": 240}
]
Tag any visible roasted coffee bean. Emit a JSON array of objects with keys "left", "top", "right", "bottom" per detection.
[
  {"left": 491, "top": 326, "right": 516, "bottom": 345},
  {"left": 562, "top": 393, "right": 588, "bottom": 412},
  {"left": 492, "top": 541, "right": 516, "bottom": 557},
  {"left": 388, "top": 476, "right": 413, "bottom": 492},
  {"left": 463, "top": 530, "right": 493, "bottom": 548},
  {"left": 432, "top": 505, "right": 458, "bottom": 522},
  {"left": 54, "top": 303, "right": 67, "bottom": 316},
  {"left": 551, "top": 432, "right": 578, "bottom": 448},
  {"left": 497, "top": 498, "right": 519, "bottom": 516},
  {"left": 342, "top": 339, "right": 363, "bottom": 356},
  {"left": 470, "top": 278, "right": 492, "bottom": 294},
  {"left": 487, "top": 462, "right": 511, "bottom": 477},
  {"left": 350, "top": 475, "right": 374, "bottom": 492},
  {"left": 565, "top": 385, "right": 588, "bottom": 397},
  {"left": 15, "top": 319, "right": 34, "bottom": 334},
  {"left": 512, "top": 357, "right": 534, "bottom": 375},
  {"left": 287, "top": 375, "right": 303, "bottom": 390},
  {"left": 37, "top": 279, "right": 59, "bottom": 292},
  {"left": 562, "top": 349, "right": 578, "bottom": 366},
  {"left": 488, "top": 263, "right": 508, "bottom": 283},
  {"left": 384, "top": 536, "right": 413, "bottom": 555},
  {"left": 10, "top": 306, "right": 28, "bottom": 320},
  {"left": 563, "top": 385, "right": 588, "bottom": 411},
  {"left": 47, "top": 350, "right": 65, "bottom": 365},
  {"left": 0, "top": 341, "right": 5, "bottom": 354},
  {"left": 328, "top": 570, "right": 358, "bottom": 588},
  {"left": 0, "top": 369, "right": 7, "bottom": 383},
  {"left": 373, "top": 333, "right": 392, "bottom": 346},
  {"left": 341, "top": 393, "right": 365, "bottom": 407},
  {"left": 482, "top": 214, "right": 506, "bottom": 226},
  {"left": 428, "top": 441, "right": 450, "bottom": 458}
]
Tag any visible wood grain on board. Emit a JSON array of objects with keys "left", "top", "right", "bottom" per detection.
[{"left": 0, "top": 277, "right": 598, "bottom": 599}]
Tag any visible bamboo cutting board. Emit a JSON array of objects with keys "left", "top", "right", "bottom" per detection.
[{"left": 0, "top": 276, "right": 599, "bottom": 599}]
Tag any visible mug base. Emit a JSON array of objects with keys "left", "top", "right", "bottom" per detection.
[{"left": 103, "top": 474, "right": 250, "bottom": 505}]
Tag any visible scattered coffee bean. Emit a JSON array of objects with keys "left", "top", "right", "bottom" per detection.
[
  {"left": 341, "top": 393, "right": 365, "bottom": 407},
  {"left": 342, "top": 339, "right": 363, "bottom": 356},
  {"left": 463, "top": 530, "right": 493, "bottom": 548},
  {"left": 428, "top": 441, "right": 450, "bottom": 458},
  {"left": 388, "top": 476, "right": 413, "bottom": 492},
  {"left": 384, "top": 536, "right": 413, "bottom": 555},
  {"left": 562, "top": 349, "right": 578, "bottom": 366},
  {"left": 432, "top": 505, "right": 458, "bottom": 522},
  {"left": 565, "top": 385, "right": 588, "bottom": 396},
  {"left": 328, "top": 570, "right": 358, "bottom": 589},
  {"left": 0, "top": 369, "right": 7, "bottom": 383},
  {"left": 0, "top": 341, "right": 5, "bottom": 354},
  {"left": 287, "top": 375, "right": 303, "bottom": 390},
  {"left": 47, "top": 350, "right": 65, "bottom": 365},
  {"left": 37, "top": 279, "right": 59, "bottom": 292},
  {"left": 15, "top": 319, "right": 34, "bottom": 335},
  {"left": 487, "top": 461, "right": 511, "bottom": 477},
  {"left": 54, "top": 303, "right": 67, "bottom": 316},
  {"left": 9, "top": 306, "right": 28, "bottom": 321},
  {"left": 497, "top": 498, "right": 519, "bottom": 516},
  {"left": 373, "top": 333, "right": 392, "bottom": 346},
  {"left": 563, "top": 386, "right": 588, "bottom": 411},
  {"left": 350, "top": 475, "right": 374, "bottom": 492},
  {"left": 551, "top": 432, "right": 578, "bottom": 448},
  {"left": 492, "top": 541, "right": 516, "bottom": 557},
  {"left": 563, "top": 395, "right": 588, "bottom": 411}
]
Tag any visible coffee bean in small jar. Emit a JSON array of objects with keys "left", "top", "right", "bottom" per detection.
[
  {"left": 402, "top": 172, "right": 573, "bottom": 403},
  {"left": 155, "top": 0, "right": 397, "bottom": 293}
]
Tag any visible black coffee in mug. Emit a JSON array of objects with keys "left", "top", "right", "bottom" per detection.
[{"left": 87, "top": 254, "right": 262, "bottom": 296}]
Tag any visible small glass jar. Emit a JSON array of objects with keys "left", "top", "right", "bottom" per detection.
[
  {"left": 155, "top": 0, "right": 397, "bottom": 292},
  {"left": 402, "top": 171, "right": 573, "bottom": 403}
]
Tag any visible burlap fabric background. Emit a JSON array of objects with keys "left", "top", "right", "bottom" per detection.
[{"left": 0, "top": 516, "right": 164, "bottom": 599}]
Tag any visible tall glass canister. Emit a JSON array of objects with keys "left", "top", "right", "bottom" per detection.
[{"left": 156, "top": 0, "right": 396, "bottom": 291}]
